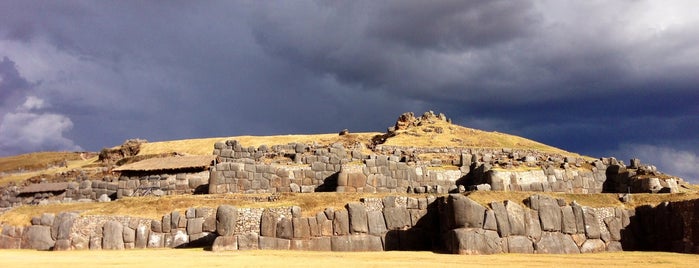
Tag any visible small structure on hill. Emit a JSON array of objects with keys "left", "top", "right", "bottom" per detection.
[
  {"left": 17, "top": 182, "right": 69, "bottom": 204},
  {"left": 111, "top": 155, "right": 217, "bottom": 198}
]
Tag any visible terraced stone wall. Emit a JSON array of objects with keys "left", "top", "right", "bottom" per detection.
[{"left": 8, "top": 194, "right": 698, "bottom": 254}]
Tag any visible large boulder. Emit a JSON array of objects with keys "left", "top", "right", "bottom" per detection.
[
  {"left": 330, "top": 234, "right": 383, "bottom": 252},
  {"left": 333, "top": 210, "right": 350, "bottom": 235},
  {"left": 581, "top": 239, "right": 606, "bottom": 253},
  {"left": 102, "top": 221, "right": 125, "bottom": 250},
  {"left": 383, "top": 207, "right": 411, "bottom": 230},
  {"left": 538, "top": 198, "right": 562, "bottom": 232},
  {"left": 561, "top": 206, "right": 577, "bottom": 234},
  {"left": 582, "top": 207, "right": 601, "bottom": 239},
  {"left": 211, "top": 236, "right": 237, "bottom": 251},
  {"left": 450, "top": 195, "right": 485, "bottom": 229},
  {"left": 505, "top": 201, "right": 526, "bottom": 236},
  {"left": 490, "top": 202, "right": 510, "bottom": 237},
  {"left": 22, "top": 225, "right": 54, "bottom": 250},
  {"left": 534, "top": 232, "right": 579, "bottom": 254},
  {"left": 216, "top": 205, "right": 237, "bottom": 236},
  {"left": 367, "top": 210, "right": 387, "bottom": 235},
  {"left": 507, "top": 235, "right": 534, "bottom": 254},
  {"left": 260, "top": 210, "right": 278, "bottom": 237},
  {"left": 446, "top": 228, "right": 502, "bottom": 255},
  {"left": 347, "top": 202, "right": 369, "bottom": 234}
]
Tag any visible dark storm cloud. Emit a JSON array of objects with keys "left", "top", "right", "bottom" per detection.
[
  {"left": 0, "top": 57, "right": 31, "bottom": 106},
  {"left": 0, "top": 1, "right": 697, "bottom": 180}
]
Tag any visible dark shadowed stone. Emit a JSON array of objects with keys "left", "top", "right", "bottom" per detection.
[
  {"left": 582, "top": 207, "right": 601, "bottom": 239},
  {"left": 507, "top": 235, "right": 534, "bottom": 254},
  {"left": 187, "top": 218, "right": 204, "bottom": 235},
  {"left": 534, "top": 232, "right": 579, "bottom": 254},
  {"left": 525, "top": 210, "right": 542, "bottom": 242},
  {"left": 259, "top": 236, "right": 290, "bottom": 250},
  {"left": 367, "top": 210, "right": 387, "bottom": 235},
  {"left": 505, "top": 201, "right": 526, "bottom": 236},
  {"left": 147, "top": 232, "right": 163, "bottom": 248},
  {"left": 260, "top": 210, "right": 278, "bottom": 237},
  {"left": 22, "top": 225, "right": 54, "bottom": 250},
  {"left": 103, "top": 221, "right": 125, "bottom": 250},
  {"left": 490, "top": 202, "right": 510, "bottom": 237},
  {"left": 580, "top": 239, "right": 606, "bottom": 253},
  {"left": 237, "top": 233, "right": 259, "bottom": 250},
  {"left": 276, "top": 218, "right": 293, "bottom": 239},
  {"left": 331, "top": 234, "right": 383, "bottom": 252},
  {"left": 538, "top": 198, "right": 562, "bottom": 232},
  {"left": 561, "top": 206, "right": 577, "bottom": 234},
  {"left": 347, "top": 202, "right": 369, "bottom": 234},
  {"left": 293, "top": 218, "right": 311, "bottom": 239},
  {"left": 483, "top": 210, "right": 497, "bottom": 231},
  {"left": 446, "top": 228, "right": 502, "bottom": 255},
  {"left": 189, "top": 232, "right": 217, "bottom": 247},
  {"left": 604, "top": 217, "right": 622, "bottom": 241},
  {"left": 135, "top": 225, "right": 149, "bottom": 248},
  {"left": 211, "top": 235, "right": 237, "bottom": 251},
  {"left": 383, "top": 207, "right": 411, "bottom": 230},
  {"left": 451, "top": 195, "right": 485, "bottom": 228},
  {"left": 216, "top": 205, "right": 237, "bottom": 236},
  {"left": 123, "top": 226, "right": 135, "bottom": 243},
  {"left": 333, "top": 210, "right": 350, "bottom": 235}
]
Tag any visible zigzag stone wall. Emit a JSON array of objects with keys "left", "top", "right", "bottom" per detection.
[
  {"left": 7, "top": 194, "right": 697, "bottom": 254},
  {"left": 209, "top": 140, "right": 671, "bottom": 195}
]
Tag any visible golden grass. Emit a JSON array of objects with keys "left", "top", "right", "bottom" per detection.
[
  {"left": 0, "top": 157, "right": 99, "bottom": 186},
  {"left": 383, "top": 120, "right": 581, "bottom": 157},
  {"left": 0, "top": 249, "right": 697, "bottom": 268}
]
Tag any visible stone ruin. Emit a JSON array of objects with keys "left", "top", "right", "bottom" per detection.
[
  {"left": 3, "top": 193, "right": 699, "bottom": 254},
  {"left": 1, "top": 112, "right": 689, "bottom": 208}
]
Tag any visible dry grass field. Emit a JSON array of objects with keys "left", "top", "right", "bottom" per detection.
[{"left": 0, "top": 249, "right": 697, "bottom": 268}]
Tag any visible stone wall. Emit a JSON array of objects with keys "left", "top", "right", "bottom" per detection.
[
  {"left": 210, "top": 140, "right": 630, "bottom": 195},
  {"left": 8, "top": 194, "right": 698, "bottom": 254},
  {"left": 116, "top": 171, "right": 210, "bottom": 198}
]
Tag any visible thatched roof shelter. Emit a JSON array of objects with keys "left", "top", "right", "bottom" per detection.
[
  {"left": 113, "top": 155, "right": 217, "bottom": 173},
  {"left": 19, "top": 182, "right": 69, "bottom": 194}
]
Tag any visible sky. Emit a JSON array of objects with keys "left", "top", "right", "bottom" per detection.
[{"left": 0, "top": 1, "right": 697, "bottom": 182}]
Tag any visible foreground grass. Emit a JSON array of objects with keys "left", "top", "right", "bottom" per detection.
[{"left": 0, "top": 249, "right": 697, "bottom": 268}]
